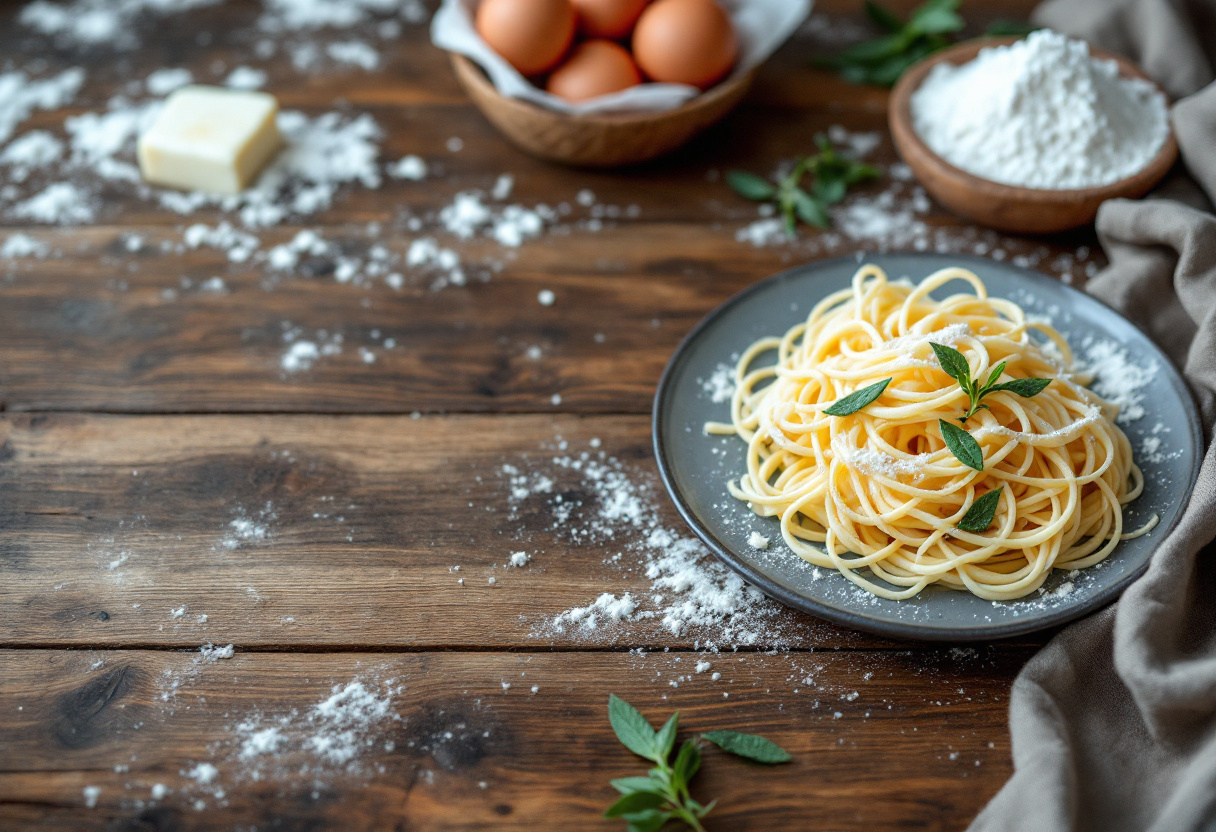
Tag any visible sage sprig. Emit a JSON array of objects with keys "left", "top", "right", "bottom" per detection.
[
  {"left": 727, "top": 136, "right": 879, "bottom": 235},
  {"left": 821, "top": 0, "right": 1040, "bottom": 87},
  {"left": 929, "top": 342, "right": 1051, "bottom": 424},
  {"left": 823, "top": 0, "right": 964, "bottom": 87},
  {"left": 605, "top": 695, "right": 791, "bottom": 831}
]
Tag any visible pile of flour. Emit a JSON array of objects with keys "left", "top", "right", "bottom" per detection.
[{"left": 910, "top": 30, "right": 1169, "bottom": 189}]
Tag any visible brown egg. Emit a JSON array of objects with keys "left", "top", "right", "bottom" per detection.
[
  {"left": 632, "top": 0, "right": 736, "bottom": 89},
  {"left": 546, "top": 40, "right": 642, "bottom": 102},
  {"left": 475, "top": 0, "right": 577, "bottom": 77},
  {"left": 569, "top": 0, "right": 649, "bottom": 39}
]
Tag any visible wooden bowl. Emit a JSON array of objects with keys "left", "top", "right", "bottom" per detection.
[
  {"left": 889, "top": 37, "right": 1178, "bottom": 234},
  {"left": 451, "top": 53, "right": 756, "bottom": 168}
]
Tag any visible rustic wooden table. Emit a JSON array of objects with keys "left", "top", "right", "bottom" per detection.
[{"left": 0, "top": 0, "right": 1106, "bottom": 828}]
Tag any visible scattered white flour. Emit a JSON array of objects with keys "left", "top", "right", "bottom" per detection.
[
  {"left": 388, "top": 154, "right": 428, "bottom": 180},
  {"left": 509, "top": 551, "right": 530, "bottom": 567},
  {"left": 1, "top": 233, "right": 50, "bottom": 259},
  {"left": 700, "top": 362, "right": 736, "bottom": 403},
  {"left": 20, "top": 0, "right": 222, "bottom": 48},
  {"left": 11, "top": 181, "right": 94, "bottom": 224},
  {"left": 233, "top": 677, "right": 399, "bottom": 776},
  {"left": 554, "top": 592, "right": 639, "bottom": 630},
  {"left": 511, "top": 448, "right": 784, "bottom": 647},
  {"left": 199, "top": 643, "right": 235, "bottom": 661},
  {"left": 225, "top": 66, "right": 268, "bottom": 91},
  {"left": 185, "top": 762, "right": 219, "bottom": 785},
  {"left": 150, "top": 783, "right": 168, "bottom": 800},
  {"left": 1079, "top": 337, "right": 1156, "bottom": 423},
  {"left": 911, "top": 31, "right": 1169, "bottom": 188},
  {"left": 82, "top": 785, "right": 101, "bottom": 808},
  {"left": 259, "top": 0, "right": 427, "bottom": 32},
  {"left": 748, "top": 532, "right": 770, "bottom": 550},
  {"left": 327, "top": 39, "right": 381, "bottom": 70},
  {"left": 220, "top": 504, "right": 274, "bottom": 549},
  {"left": 831, "top": 436, "right": 931, "bottom": 480},
  {"left": 538, "top": 289, "right": 555, "bottom": 306},
  {"left": 1, "top": 130, "right": 65, "bottom": 178},
  {"left": 281, "top": 329, "right": 343, "bottom": 372},
  {"left": 145, "top": 67, "right": 193, "bottom": 96}
]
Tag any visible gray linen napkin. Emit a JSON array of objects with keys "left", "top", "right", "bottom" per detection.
[{"left": 969, "top": 3, "right": 1216, "bottom": 830}]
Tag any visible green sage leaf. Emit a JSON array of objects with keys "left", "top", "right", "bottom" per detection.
[
  {"left": 623, "top": 810, "right": 670, "bottom": 832},
  {"left": 930, "top": 342, "right": 972, "bottom": 387},
  {"left": 654, "top": 712, "right": 679, "bottom": 763},
  {"left": 958, "top": 486, "right": 1003, "bottom": 533},
  {"left": 610, "top": 776, "right": 665, "bottom": 795},
  {"left": 824, "top": 377, "right": 892, "bottom": 416},
  {"left": 670, "top": 740, "right": 701, "bottom": 793},
  {"left": 939, "top": 419, "right": 984, "bottom": 471},
  {"left": 608, "top": 694, "right": 659, "bottom": 762},
  {"left": 865, "top": 0, "right": 904, "bottom": 32},
  {"left": 991, "top": 377, "right": 1052, "bottom": 398},
  {"left": 983, "top": 361, "right": 1008, "bottom": 392},
  {"left": 792, "top": 189, "right": 831, "bottom": 228},
  {"left": 725, "top": 170, "right": 775, "bottom": 201},
  {"left": 701, "top": 730, "right": 792, "bottom": 764},
  {"left": 604, "top": 791, "right": 666, "bottom": 818},
  {"left": 811, "top": 176, "right": 847, "bottom": 206}
]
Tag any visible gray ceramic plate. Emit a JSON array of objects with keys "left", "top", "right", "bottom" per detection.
[{"left": 653, "top": 253, "right": 1202, "bottom": 641}]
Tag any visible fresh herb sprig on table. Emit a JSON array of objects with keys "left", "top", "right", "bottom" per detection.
[
  {"left": 726, "top": 136, "right": 879, "bottom": 235},
  {"left": 604, "top": 694, "right": 791, "bottom": 831},
  {"left": 822, "top": 0, "right": 1042, "bottom": 88},
  {"left": 826, "top": 0, "right": 965, "bottom": 87}
]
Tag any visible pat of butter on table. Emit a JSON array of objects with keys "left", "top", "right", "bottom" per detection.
[{"left": 138, "top": 85, "right": 283, "bottom": 195}]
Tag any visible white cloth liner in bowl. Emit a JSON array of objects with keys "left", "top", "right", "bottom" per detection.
[{"left": 431, "top": 0, "right": 812, "bottom": 115}]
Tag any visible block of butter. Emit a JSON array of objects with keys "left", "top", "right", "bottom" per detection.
[{"left": 138, "top": 85, "right": 284, "bottom": 195}]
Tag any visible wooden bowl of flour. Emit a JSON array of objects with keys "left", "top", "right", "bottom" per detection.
[{"left": 889, "top": 37, "right": 1179, "bottom": 234}]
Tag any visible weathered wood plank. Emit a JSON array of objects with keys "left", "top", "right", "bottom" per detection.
[
  {"left": 0, "top": 219, "right": 1102, "bottom": 413},
  {"left": 2, "top": 412, "right": 938, "bottom": 650},
  {"left": 0, "top": 648, "right": 1025, "bottom": 830}
]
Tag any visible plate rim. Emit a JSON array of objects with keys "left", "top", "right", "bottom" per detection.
[{"left": 652, "top": 252, "right": 1204, "bottom": 642}]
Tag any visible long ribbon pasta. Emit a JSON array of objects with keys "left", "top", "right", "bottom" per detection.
[{"left": 711, "top": 264, "right": 1152, "bottom": 601}]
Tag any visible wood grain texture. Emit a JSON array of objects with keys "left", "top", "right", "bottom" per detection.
[
  {"left": 0, "top": 648, "right": 1028, "bottom": 831},
  {"left": 0, "top": 0, "right": 1102, "bottom": 415},
  {"left": 0, "top": 215, "right": 1103, "bottom": 414},
  {"left": 2, "top": 412, "right": 910, "bottom": 650},
  {"left": 0, "top": 0, "right": 1066, "bottom": 827}
]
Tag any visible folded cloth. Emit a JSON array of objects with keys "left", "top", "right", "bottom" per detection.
[{"left": 970, "top": 3, "right": 1216, "bottom": 831}]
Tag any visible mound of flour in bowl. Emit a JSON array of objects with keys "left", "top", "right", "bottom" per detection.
[{"left": 910, "top": 30, "right": 1169, "bottom": 189}]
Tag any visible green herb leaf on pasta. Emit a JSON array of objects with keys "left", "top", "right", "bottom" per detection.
[
  {"left": 958, "top": 486, "right": 1003, "bottom": 532},
  {"left": 930, "top": 342, "right": 972, "bottom": 387},
  {"left": 991, "top": 377, "right": 1052, "bottom": 398},
  {"left": 701, "top": 730, "right": 792, "bottom": 764},
  {"left": 824, "top": 378, "right": 892, "bottom": 416},
  {"left": 939, "top": 419, "right": 984, "bottom": 471}
]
